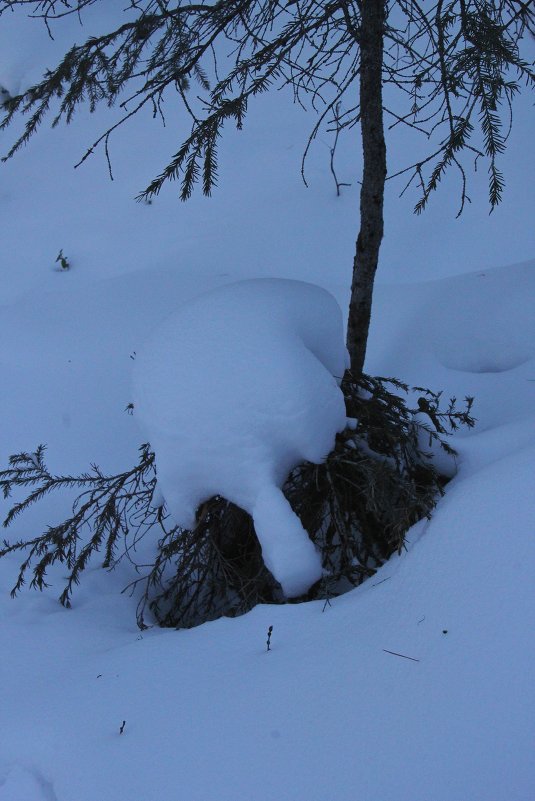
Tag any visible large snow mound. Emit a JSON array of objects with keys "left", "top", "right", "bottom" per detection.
[{"left": 133, "top": 278, "right": 349, "bottom": 596}]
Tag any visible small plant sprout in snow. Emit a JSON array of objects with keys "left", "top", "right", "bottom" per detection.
[{"left": 55, "top": 249, "right": 70, "bottom": 270}]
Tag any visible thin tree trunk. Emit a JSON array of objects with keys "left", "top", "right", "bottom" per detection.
[{"left": 346, "top": 0, "right": 387, "bottom": 375}]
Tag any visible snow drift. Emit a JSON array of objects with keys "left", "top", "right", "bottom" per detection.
[{"left": 133, "top": 278, "right": 350, "bottom": 596}]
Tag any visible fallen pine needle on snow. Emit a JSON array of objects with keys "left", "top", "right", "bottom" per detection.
[
  {"left": 372, "top": 577, "right": 392, "bottom": 588},
  {"left": 383, "top": 649, "right": 420, "bottom": 663}
]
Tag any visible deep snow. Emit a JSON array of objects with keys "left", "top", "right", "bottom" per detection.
[
  {"left": 133, "top": 278, "right": 348, "bottom": 596},
  {"left": 1, "top": 6, "right": 534, "bottom": 801}
]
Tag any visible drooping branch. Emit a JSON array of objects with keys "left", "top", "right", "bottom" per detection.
[
  {"left": 1, "top": 0, "right": 532, "bottom": 213},
  {"left": 1, "top": 380, "right": 475, "bottom": 628}
]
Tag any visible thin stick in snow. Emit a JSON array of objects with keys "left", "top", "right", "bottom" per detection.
[{"left": 383, "top": 649, "right": 420, "bottom": 663}]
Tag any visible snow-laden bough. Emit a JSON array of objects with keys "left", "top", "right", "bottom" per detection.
[{"left": 133, "top": 278, "right": 349, "bottom": 597}]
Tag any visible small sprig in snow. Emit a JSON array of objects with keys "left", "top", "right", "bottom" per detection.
[{"left": 55, "top": 249, "right": 70, "bottom": 270}]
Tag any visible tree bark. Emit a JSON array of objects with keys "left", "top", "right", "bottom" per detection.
[{"left": 346, "top": 0, "right": 387, "bottom": 375}]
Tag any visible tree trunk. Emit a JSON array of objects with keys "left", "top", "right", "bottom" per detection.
[{"left": 346, "top": 0, "right": 387, "bottom": 375}]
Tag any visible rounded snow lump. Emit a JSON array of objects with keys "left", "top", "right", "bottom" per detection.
[{"left": 133, "top": 278, "right": 349, "bottom": 597}]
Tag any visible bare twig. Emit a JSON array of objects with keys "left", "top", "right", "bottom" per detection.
[{"left": 383, "top": 649, "right": 420, "bottom": 662}]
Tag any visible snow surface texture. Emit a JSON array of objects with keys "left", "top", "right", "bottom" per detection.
[
  {"left": 133, "top": 278, "right": 349, "bottom": 597},
  {"left": 1, "top": 258, "right": 534, "bottom": 800},
  {"left": 1, "top": 9, "right": 534, "bottom": 800}
]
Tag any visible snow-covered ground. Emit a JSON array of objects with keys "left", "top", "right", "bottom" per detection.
[{"left": 1, "top": 8, "right": 534, "bottom": 801}]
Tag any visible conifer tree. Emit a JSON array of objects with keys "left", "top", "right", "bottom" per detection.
[{"left": 1, "top": 0, "right": 533, "bottom": 372}]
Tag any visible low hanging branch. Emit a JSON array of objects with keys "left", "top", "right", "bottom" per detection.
[
  {"left": 1, "top": 443, "right": 158, "bottom": 604},
  {"left": 1, "top": 1, "right": 532, "bottom": 373},
  {"left": 1, "top": 377, "right": 475, "bottom": 629},
  {"left": 0, "top": 0, "right": 531, "bottom": 210}
]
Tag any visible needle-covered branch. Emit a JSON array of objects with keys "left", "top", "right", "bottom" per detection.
[
  {"left": 1, "top": 378, "right": 475, "bottom": 628},
  {"left": 1, "top": 1, "right": 531, "bottom": 212}
]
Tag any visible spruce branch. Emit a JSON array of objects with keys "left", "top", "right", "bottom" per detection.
[
  {"left": 1, "top": 1, "right": 531, "bottom": 210},
  {"left": 0, "top": 377, "right": 476, "bottom": 629}
]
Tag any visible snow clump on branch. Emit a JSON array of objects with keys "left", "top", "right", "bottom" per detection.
[{"left": 133, "top": 278, "right": 350, "bottom": 597}]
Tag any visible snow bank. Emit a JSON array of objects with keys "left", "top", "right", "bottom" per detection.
[{"left": 133, "top": 278, "right": 349, "bottom": 596}]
